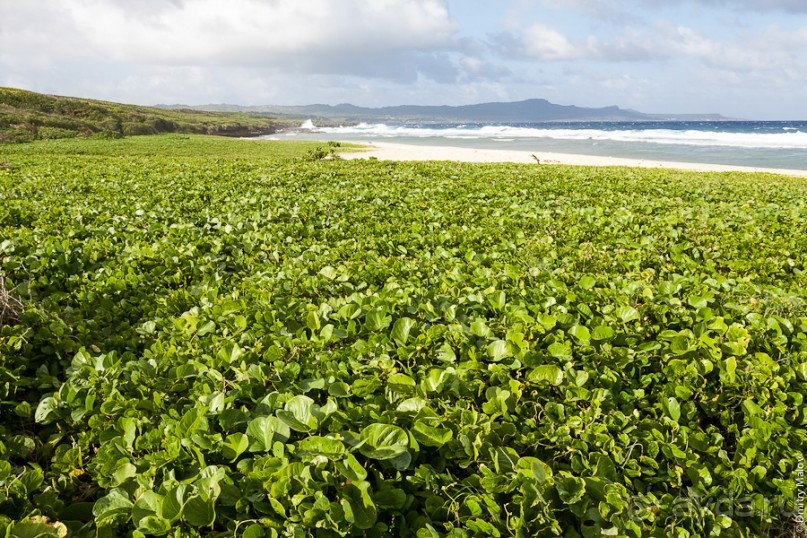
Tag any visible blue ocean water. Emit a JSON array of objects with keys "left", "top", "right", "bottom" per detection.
[{"left": 268, "top": 120, "right": 807, "bottom": 171}]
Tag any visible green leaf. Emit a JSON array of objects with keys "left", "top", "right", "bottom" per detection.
[
  {"left": 358, "top": 424, "right": 409, "bottom": 460},
  {"left": 516, "top": 457, "right": 551, "bottom": 484},
  {"left": 487, "top": 290, "right": 507, "bottom": 310},
  {"left": 436, "top": 342, "right": 456, "bottom": 363},
  {"left": 387, "top": 451, "right": 413, "bottom": 471},
  {"left": 528, "top": 365, "right": 564, "bottom": 386},
  {"left": 548, "top": 342, "right": 572, "bottom": 359},
  {"left": 93, "top": 489, "right": 134, "bottom": 523},
  {"left": 221, "top": 433, "right": 249, "bottom": 461},
  {"left": 470, "top": 319, "right": 492, "bottom": 338},
  {"left": 391, "top": 317, "right": 416, "bottom": 347},
  {"left": 412, "top": 421, "right": 453, "bottom": 447},
  {"left": 387, "top": 373, "right": 416, "bottom": 394},
  {"left": 133, "top": 491, "right": 163, "bottom": 527},
  {"left": 616, "top": 306, "right": 640, "bottom": 323},
  {"left": 663, "top": 397, "right": 681, "bottom": 422},
  {"left": 335, "top": 452, "right": 368, "bottom": 482},
  {"left": 183, "top": 495, "right": 215, "bottom": 527},
  {"left": 160, "top": 485, "right": 186, "bottom": 522},
  {"left": 138, "top": 515, "right": 172, "bottom": 536},
  {"left": 686, "top": 462, "right": 713, "bottom": 487},
  {"left": 396, "top": 397, "right": 427, "bottom": 413},
  {"left": 591, "top": 325, "right": 615, "bottom": 341},
  {"left": 721, "top": 356, "right": 737, "bottom": 384},
  {"left": 556, "top": 474, "right": 586, "bottom": 504},
  {"left": 297, "top": 436, "right": 345, "bottom": 460},
  {"left": 328, "top": 381, "right": 351, "bottom": 397},
  {"left": 18, "top": 467, "right": 43, "bottom": 494},
  {"left": 242, "top": 524, "right": 266, "bottom": 538},
  {"left": 0, "top": 440, "right": 20, "bottom": 465},
  {"left": 374, "top": 486, "right": 407, "bottom": 510},
  {"left": 217, "top": 341, "right": 243, "bottom": 364},
  {"left": 579, "top": 276, "right": 597, "bottom": 290},
  {"left": 467, "top": 518, "right": 502, "bottom": 536},
  {"left": 688, "top": 294, "right": 709, "bottom": 309},
  {"left": 341, "top": 481, "right": 377, "bottom": 530},
  {"left": 35, "top": 396, "right": 59, "bottom": 424},
  {"left": 486, "top": 340, "right": 511, "bottom": 362},
  {"left": 276, "top": 395, "right": 319, "bottom": 432},
  {"left": 196, "top": 320, "right": 216, "bottom": 336},
  {"left": 365, "top": 309, "right": 390, "bottom": 331},
  {"left": 741, "top": 399, "right": 764, "bottom": 417},
  {"left": 305, "top": 311, "right": 321, "bottom": 332},
  {"left": 670, "top": 335, "right": 692, "bottom": 355},
  {"left": 319, "top": 266, "right": 338, "bottom": 279},
  {"left": 247, "top": 416, "right": 291, "bottom": 452},
  {"left": 420, "top": 369, "right": 448, "bottom": 393},
  {"left": 6, "top": 518, "right": 67, "bottom": 538},
  {"left": 112, "top": 462, "right": 137, "bottom": 487},
  {"left": 569, "top": 325, "right": 591, "bottom": 345}
]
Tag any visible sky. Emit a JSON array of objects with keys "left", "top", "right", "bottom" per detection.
[{"left": 1, "top": 0, "right": 806, "bottom": 119}]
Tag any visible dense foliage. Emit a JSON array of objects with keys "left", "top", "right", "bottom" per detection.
[
  {"left": 0, "top": 136, "right": 805, "bottom": 537},
  {"left": 0, "top": 88, "right": 295, "bottom": 144}
]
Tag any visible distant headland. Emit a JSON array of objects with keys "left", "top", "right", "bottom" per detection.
[{"left": 157, "top": 98, "right": 733, "bottom": 123}]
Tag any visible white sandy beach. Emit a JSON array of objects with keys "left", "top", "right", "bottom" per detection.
[{"left": 340, "top": 141, "right": 807, "bottom": 177}]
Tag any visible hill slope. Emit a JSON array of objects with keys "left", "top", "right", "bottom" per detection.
[{"left": 0, "top": 88, "right": 292, "bottom": 144}]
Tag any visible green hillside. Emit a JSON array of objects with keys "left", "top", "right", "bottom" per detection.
[{"left": 0, "top": 87, "right": 294, "bottom": 144}]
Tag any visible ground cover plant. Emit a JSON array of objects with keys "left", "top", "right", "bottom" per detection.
[{"left": 0, "top": 135, "right": 805, "bottom": 537}]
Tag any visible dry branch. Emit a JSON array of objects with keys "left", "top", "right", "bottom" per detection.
[{"left": 0, "top": 275, "right": 23, "bottom": 327}]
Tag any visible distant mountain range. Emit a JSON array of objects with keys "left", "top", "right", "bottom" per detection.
[{"left": 157, "top": 98, "right": 732, "bottom": 123}]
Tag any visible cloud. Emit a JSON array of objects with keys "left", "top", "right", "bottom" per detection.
[
  {"left": 493, "top": 18, "right": 807, "bottom": 81},
  {"left": 0, "top": 0, "right": 463, "bottom": 82},
  {"left": 681, "top": 0, "right": 807, "bottom": 13},
  {"left": 521, "top": 23, "right": 581, "bottom": 61},
  {"left": 459, "top": 56, "right": 512, "bottom": 79},
  {"left": 492, "top": 23, "right": 582, "bottom": 62},
  {"left": 516, "top": 0, "right": 807, "bottom": 17}
]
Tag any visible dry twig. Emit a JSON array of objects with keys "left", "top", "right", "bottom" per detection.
[{"left": 0, "top": 275, "right": 23, "bottom": 327}]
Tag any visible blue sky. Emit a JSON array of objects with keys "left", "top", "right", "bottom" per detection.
[{"left": 1, "top": 0, "right": 806, "bottom": 118}]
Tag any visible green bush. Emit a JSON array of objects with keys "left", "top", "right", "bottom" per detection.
[
  {"left": 36, "top": 126, "right": 79, "bottom": 140},
  {"left": 121, "top": 122, "right": 158, "bottom": 136}
]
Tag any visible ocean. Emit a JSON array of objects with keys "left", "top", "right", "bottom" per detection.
[{"left": 265, "top": 120, "right": 807, "bottom": 171}]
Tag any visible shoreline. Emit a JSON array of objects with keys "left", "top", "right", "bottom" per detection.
[{"left": 339, "top": 141, "right": 807, "bottom": 177}]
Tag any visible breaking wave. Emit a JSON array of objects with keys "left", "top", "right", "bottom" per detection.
[{"left": 314, "top": 122, "right": 807, "bottom": 150}]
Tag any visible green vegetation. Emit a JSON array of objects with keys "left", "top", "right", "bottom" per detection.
[
  {"left": 0, "top": 88, "right": 296, "bottom": 144},
  {"left": 0, "top": 135, "right": 805, "bottom": 537}
]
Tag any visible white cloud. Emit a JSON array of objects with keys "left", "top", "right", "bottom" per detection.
[
  {"left": 494, "top": 18, "right": 807, "bottom": 84},
  {"left": 521, "top": 23, "right": 581, "bottom": 61},
  {"left": 1, "top": 0, "right": 461, "bottom": 79}
]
